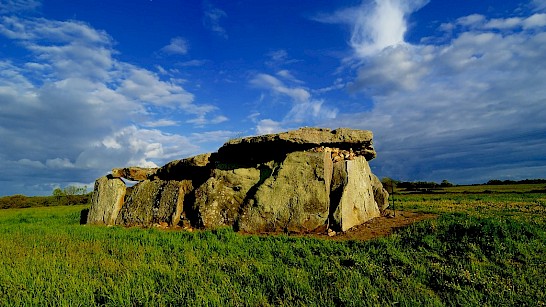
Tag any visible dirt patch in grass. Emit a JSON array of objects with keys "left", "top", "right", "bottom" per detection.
[
  {"left": 327, "top": 210, "right": 438, "bottom": 241},
  {"left": 243, "top": 210, "right": 438, "bottom": 241},
  {"left": 283, "top": 210, "right": 438, "bottom": 241}
]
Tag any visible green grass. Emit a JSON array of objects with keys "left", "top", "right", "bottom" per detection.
[{"left": 1, "top": 188, "right": 545, "bottom": 306}]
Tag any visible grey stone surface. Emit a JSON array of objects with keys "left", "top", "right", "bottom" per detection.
[
  {"left": 87, "top": 176, "right": 126, "bottom": 226},
  {"left": 87, "top": 127, "right": 388, "bottom": 233}
]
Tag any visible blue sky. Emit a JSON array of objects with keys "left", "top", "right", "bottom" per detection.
[{"left": 1, "top": 0, "right": 545, "bottom": 196}]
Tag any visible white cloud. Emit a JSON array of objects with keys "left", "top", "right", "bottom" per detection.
[
  {"left": 76, "top": 126, "right": 200, "bottom": 169},
  {"left": 46, "top": 158, "right": 75, "bottom": 169},
  {"left": 117, "top": 65, "right": 195, "bottom": 109},
  {"left": 484, "top": 17, "right": 522, "bottom": 29},
  {"left": 318, "top": 2, "right": 546, "bottom": 183},
  {"left": 251, "top": 73, "right": 311, "bottom": 103},
  {"left": 456, "top": 14, "right": 486, "bottom": 28},
  {"left": 187, "top": 114, "right": 228, "bottom": 126},
  {"left": 142, "top": 119, "right": 179, "bottom": 127},
  {"left": 256, "top": 119, "right": 285, "bottom": 135},
  {"left": 316, "top": 0, "right": 429, "bottom": 57},
  {"left": 161, "top": 37, "right": 189, "bottom": 55},
  {"left": 523, "top": 13, "right": 546, "bottom": 28},
  {"left": 0, "top": 16, "right": 224, "bottom": 195},
  {"left": 276, "top": 70, "right": 304, "bottom": 84}
]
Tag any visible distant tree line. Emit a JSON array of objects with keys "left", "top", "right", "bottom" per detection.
[
  {"left": 485, "top": 179, "right": 546, "bottom": 185},
  {"left": 51, "top": 185, "right": 90, "bottom": 206},
  {"left": 0, "top": 185, "right": 93, "bottom": 210},
  {"left": 381, "top": 177, "right": 546, "bottom": 193},
  {"left": 381, "top": 178, "right": 453, "bottom": 192}
]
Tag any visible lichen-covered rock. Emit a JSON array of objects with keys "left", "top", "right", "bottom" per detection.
[
  {"left": 194, "top": 167, "right": 261, "bottom": 229},
  {"left": 87, "top": 176, "right": 126, "bottom": 225},
  {"left": 171, "top": 180, "right": 194, "bottom": 227},
  {"left": 238, "top": 151, "right": 332, "bottom": 233},
  {"left": 115, "top": 180, "right": 189, "bottom": 227}
]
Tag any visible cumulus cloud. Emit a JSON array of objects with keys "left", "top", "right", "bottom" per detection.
[
  {"left": 255, "top": 119, "right": 285, "bottom": 135},
  {"left": 318, "top": 0, "right": 546, "bottom": 183},
  {"left": 0, "top": 15, "right": 224, "bottom": 195}
]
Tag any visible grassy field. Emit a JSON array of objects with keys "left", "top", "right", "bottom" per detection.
[{"left": 0, "top": 185, "right": 545, "bottom": 306}]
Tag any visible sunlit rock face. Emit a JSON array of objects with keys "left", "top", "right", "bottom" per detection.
[{"left": 87, "top": 127, "right": 389, "bottom": 233}]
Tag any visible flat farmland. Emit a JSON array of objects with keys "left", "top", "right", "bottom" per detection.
[{"left": 0, "top": 185, "right": 545, "bottom": 306}]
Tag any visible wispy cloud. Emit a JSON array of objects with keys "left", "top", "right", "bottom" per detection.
[
  {"left": 0, "top": 0, "right": 41, "bottom": 14},
  {"left": 203, "top": 2, "right": 227, "bottom": 39},
  {"left": 250, "top": 73, "right": 337, "bottom": 134},
  {"left": 265, "top": 49, "right": 300, "bottom": 67}
]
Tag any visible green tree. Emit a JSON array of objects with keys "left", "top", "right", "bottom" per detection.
[
  {"left": 52, "top": 185, "right": 88, "bottom": 206},
  {"left": 440, "top": 179, "right": 453, "bottom": 187},
  {"left": 52, "top": 188, "right": 65, "bottom": 197}
]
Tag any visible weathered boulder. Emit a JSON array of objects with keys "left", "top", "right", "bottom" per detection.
[
  {"left": 87, "top": 176, "right": 126, "bottom": 225},
  {"left": 86, "top": 127, "right": 389, "bottom": 234},
  {"left": 115, "top": 180, "right": 192, "bottom": 227},
  {"left": 238, "top": 151, "right": 332, "bottom": 233},
  {"left": 111, "top": 167, "right": 158, "bottom": 181},
  {"left": 194, "top": 167, "right": 261, "bottom": 229}
]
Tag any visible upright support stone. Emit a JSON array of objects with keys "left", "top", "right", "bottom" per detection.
[
  {"left": 371, "top": 174, "right": 390, "bottom": 214},
  {"left": 194, "top": 167, "right": 261, "bottom": 229},
  {"left": 87, "top": 176, "right": 126, "bottom": 226},
  {"left": 239, "top": 151, "right": 332, "bottom": 233},
  {"left": 332, "top": 156, "right": 380, "bottom": 231}
]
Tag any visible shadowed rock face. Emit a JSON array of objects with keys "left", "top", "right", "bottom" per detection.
[{"left": 87, "top": 127, "right": 388, "bottom": 233}]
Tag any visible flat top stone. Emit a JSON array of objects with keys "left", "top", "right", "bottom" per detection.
[
  {"left": 222, "top": 127, "right": 373, "bottom": 147},
  {"left": 217, "top": 127, "right": 375, "bottom": 164},
  {"left": 111, "top": 167, "right": 158, "bottom": 181}
]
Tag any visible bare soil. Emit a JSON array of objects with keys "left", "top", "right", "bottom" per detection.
[
  {"left": 328, "top": 211, "right": 437, "bottom": 241},
  {"left": 288, "top": 210, "right": 438, "bottom": 241}
]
